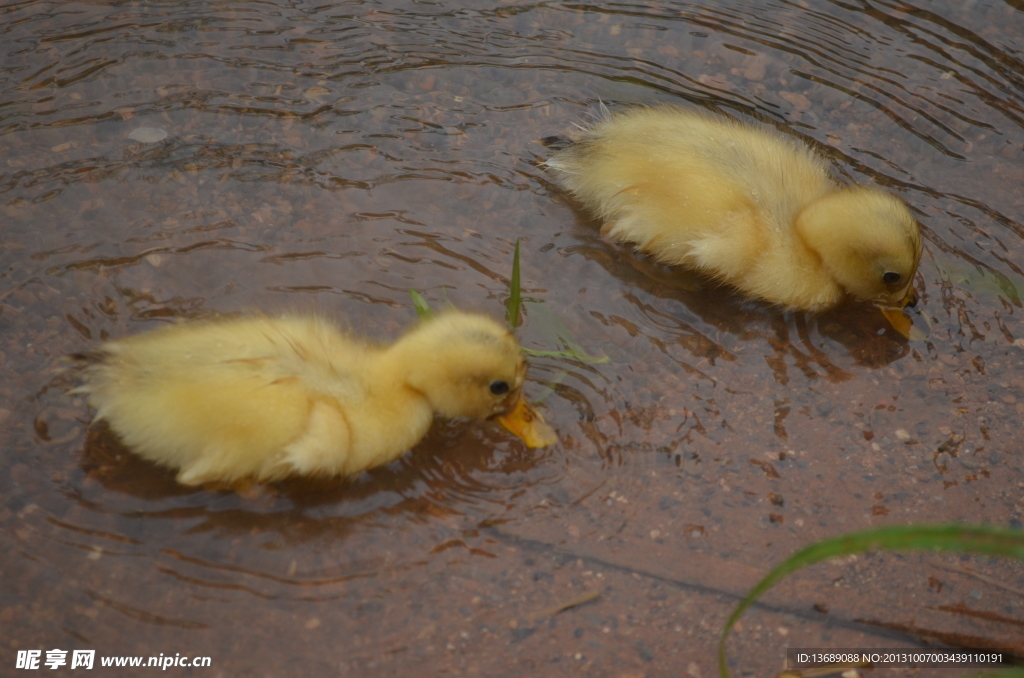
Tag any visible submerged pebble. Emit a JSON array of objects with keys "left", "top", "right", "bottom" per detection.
[{"left": 128, "top": 127, "right": 168, "bottom": 143}]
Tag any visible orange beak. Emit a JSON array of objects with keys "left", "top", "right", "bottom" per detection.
[
  {"left": 878, "top": 305, "right": 915, "bottom": 339},
  {"left": 876, "top": 286, "right": 922, "bottom": 340},
  {"left": 494, "top": 395, "right": 557, "bottom": 448}
]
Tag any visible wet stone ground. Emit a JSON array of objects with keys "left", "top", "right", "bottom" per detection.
[{"left": 3, "top": 1, "right": 1024, "bottom": 676}]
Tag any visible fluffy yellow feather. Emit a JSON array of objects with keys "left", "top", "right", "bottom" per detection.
[
  {"left": 543, "top": 105, "right": 922, "bottom": 314},
  {"left": 75, "top": 311, "right": 550, "bottom": 485}
]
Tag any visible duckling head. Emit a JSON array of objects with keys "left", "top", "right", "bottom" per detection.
[
  {"left": 795, "top": 187, "right": 922, "bottom": 308},
  {"left": 392, "top": 312, "right": 526, "bottom": 419}
]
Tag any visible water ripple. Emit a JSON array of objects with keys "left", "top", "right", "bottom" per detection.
[{"left": 4, "top": 2, "right": 1024, "bottom": 669}]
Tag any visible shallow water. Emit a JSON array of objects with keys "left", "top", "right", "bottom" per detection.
[{"left": 3, "top": 0, "right": 1024, "bottom": 675}]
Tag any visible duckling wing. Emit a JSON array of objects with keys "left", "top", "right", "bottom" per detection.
[
  {"left": 83, "top": 316, "right": 369, "bottom": 483},
  {"left": 547, "top": 107, "right": 837, "bottom": 297}
]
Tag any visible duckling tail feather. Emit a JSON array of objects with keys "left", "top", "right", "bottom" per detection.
[
  {"left": 541, "top": 135, "right": 575, "bottom": 150},
  {"left": 67, "top": 350, "right": 106, "bottom": 365}
]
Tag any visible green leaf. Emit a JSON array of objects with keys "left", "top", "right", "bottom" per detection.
[
  {"left": 939, "top": 261, "right": 1022, "bottom": 306},
  {"left": 500, "top": 241, "right": 607, "bottom": 364},
  {"left": 719, "top": 524, "right": 1024, "bottom": 678},
  {"left": 410, "top": 290, "right": 433, "bottom": 320},
  {"left": 506, "top": 239, "right": 522, "bottom": 329},
  {"left": 522, "top": 302, "right": 609, "bottom": 364},
  {"left": 521, "top": 348, "right": 609, "bottom": 363}
]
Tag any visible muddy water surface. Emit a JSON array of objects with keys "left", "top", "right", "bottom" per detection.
[{"left": 3, "top": 1, "right": 1024, "bottom": 676}]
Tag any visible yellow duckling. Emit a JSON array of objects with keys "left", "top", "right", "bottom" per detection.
[
  {"left": 543, "top": 105, "right": 922, "bottom": 322},
  {"left": 74, "top": 311, "right": 554, "bottom": 486}
]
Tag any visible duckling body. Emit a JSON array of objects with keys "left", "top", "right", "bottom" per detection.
[
  {"left": 544, "top": 106, "right": 921, "bottom": 311},
  {"left": 76, "top": 312, "right": 526, "bottom": 485}
]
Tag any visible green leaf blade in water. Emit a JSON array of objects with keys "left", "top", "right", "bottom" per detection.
[
  {"left": 939, "top": 261, "right": 1023, "bottom": 307},
  {"left": 718, "top": 524, "right": 1024, "bottom": 678},
  {"left": 521, "top": 348, "right": 609, "bottom": 363},
  {"left": 410, "top": 290, "right": 433, "bottom": 320},
  {"left": 522, "top": 302, "right": 609, "bottom": 364}
]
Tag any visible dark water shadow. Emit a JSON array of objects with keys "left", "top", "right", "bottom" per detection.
[
  {"left": 545, "top": 185, "right": 913, "bottom": 380},
  {"left": 75, "top": 416, "right": 559, "bottom": 544}
]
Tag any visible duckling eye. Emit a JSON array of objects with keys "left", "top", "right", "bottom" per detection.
[
  {"left": 882, "top": 271, "right": 902, "bottom": 285},
  {"left": 489, "top": 380, "right": 510, "bottom": 396}
]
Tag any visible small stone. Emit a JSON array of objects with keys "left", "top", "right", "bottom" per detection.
[
  {"left": 780, "top": 91, "right": 812, "bottom": 110},
  {"left": 128, "top": 127, "right": 168, "bottom": 143}
]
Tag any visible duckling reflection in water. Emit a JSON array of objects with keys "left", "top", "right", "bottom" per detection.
[
  {"left": 543, "top": 105, "right": 922, "bottom": 332},
  {"left": 74, "top": 311, "right": 555, "bottom": 486}
]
